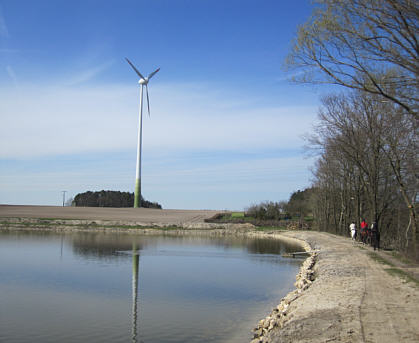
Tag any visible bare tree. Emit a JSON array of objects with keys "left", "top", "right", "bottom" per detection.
[
  {"left": 379, "top": 100, "right": 418, "bottom": 251},
  {"left": 65, "top": 197, "right": 74, "bottom": 207},
  {"left": 286, "top": 0, "right": 419, "bottom": 118},
  {"left": 309, "top": 90, "right": 417, "bottom": 257}
]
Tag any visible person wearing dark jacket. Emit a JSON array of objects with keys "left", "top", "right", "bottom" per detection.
[{"left": 370, "top": 221, "right": 380, "bottom": 251}]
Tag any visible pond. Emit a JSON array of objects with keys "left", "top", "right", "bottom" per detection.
[{"left": 0, "top": 230, "right": 303, "bottom": 343}]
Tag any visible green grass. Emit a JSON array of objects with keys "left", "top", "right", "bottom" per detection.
[
  {"left": 390, "top": 251, "right": 413, "bottom": 265},
  {"left": 219, "top": 213, "right": 254, "bottom": 222},
  {"left": 367, "top": 252, "right": 395, "bottom": 267},
  {"left": 385, "top": 268, "right": 419, "bottom": 286},
  {"left": 368, "top": 252, "right": 418, "bottom": 287}
]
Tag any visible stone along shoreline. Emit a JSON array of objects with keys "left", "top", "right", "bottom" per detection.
[{"left": 253, "top": 231, "right": 419, "bottom": 343}]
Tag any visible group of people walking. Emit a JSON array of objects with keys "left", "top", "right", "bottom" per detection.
[{"left": 349, "top": 219, "right": 380, "bottom": 250}]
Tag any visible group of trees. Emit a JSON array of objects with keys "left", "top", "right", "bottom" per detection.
[
  {"left": 245, "top": 201, "right": 289, "bottom": 220},
  {"left": 308, "top": 91, "right": 416, "bottom": 256},
  {"left": 245, "top": 188, "right": 315, "bottom": 221},
  {"left": 284, "top": 0, "right": 417, "bottom": 258},
  {"left": 73, "top": 190, "right": 162, "bottom": 209},
  {"left": 286, "top": 188, "right": 316, "bottom": 219}
]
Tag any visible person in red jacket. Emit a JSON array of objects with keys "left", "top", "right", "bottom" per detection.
[{"left": 360, "top": 219, "right": 368, "bottom": 244}]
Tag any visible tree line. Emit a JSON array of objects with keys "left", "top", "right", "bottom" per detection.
[
  {"left": 283, "top": 0, "right": 418, "bottom": 259},
  {"left": 73, "top": 190, "right": 162, "bottom": 209},
  {"left": 308, "top": 91, "right": 416, "bottom": 256},
  {"left": 245, "top": 188, "right": 316, "bottom": 221}
]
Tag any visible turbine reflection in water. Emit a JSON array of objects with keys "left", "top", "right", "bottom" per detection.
[
  {"left": 132, "top": 242, "right": 140, "bottom": 343},
  {"left": 0, "top": 231, "right": 303, "bottom": 343}
]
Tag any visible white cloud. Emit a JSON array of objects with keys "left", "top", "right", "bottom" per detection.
[
  {"left": 0, "top": 81, "right": 317, "bottom": 159},
  {"left": 0, "top": 83, "right": 135, "bottom": 158},
  {"left": 65, "top": 60, "right": 114, "bottom": 86}
]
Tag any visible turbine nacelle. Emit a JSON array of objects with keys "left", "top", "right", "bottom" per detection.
[
  {"left": 126, "top": 57, "right": 160, "bottom": 84},
  {"left": 126, "top": 57, "right": 160, "bottom": 118}
]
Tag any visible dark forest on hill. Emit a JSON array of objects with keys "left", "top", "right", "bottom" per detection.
[{"left": 73, "top": 190, "right": 162, "bottom": 209}]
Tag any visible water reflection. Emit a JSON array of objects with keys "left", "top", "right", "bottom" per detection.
[
  {"left": 70, "top": 234, "right": 301, "bottom": 260},
  {"left": 0, "top": 230, "right": 303, "bottom": 343},
  {"left": 67, "top": 233, "right": 302, "bottom": 343},
  {"left": 132, "top": 243, "right": 139, "bottom": 343}
]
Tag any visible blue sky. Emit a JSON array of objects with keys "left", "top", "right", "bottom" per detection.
[{"left": 0, "top": 0, "right": 322, "bottom": 210}]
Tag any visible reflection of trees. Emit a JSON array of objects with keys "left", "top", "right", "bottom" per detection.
[
  {"left": 246, "top": 239, "right": 301, "bottom": 255},
  {"left": 0, "top": 230, "right": 302, "bottom": 262},
  {"left": 71, "top": 233, "right": 148, "bottom": 259},
  {"left": 70, "top": 233, "right": 302, "bottom": 260},
  {"left": 0, "top": 231, "right": 304, "bottom": 259}
]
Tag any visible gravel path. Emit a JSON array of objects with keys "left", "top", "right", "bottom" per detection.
[{"left": 258, "top": 231, "right": 419, "bottom": 343}]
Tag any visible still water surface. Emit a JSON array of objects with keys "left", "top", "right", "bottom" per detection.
[{"left": 0, "top": 230, "right": 302, "bottom": 343}]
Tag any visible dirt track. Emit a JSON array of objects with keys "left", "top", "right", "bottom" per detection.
[{"left": 257, "top": 231, "right": 419, "bottom": 343}]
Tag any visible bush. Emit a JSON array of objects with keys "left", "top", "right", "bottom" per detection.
[{"left": 245, "top": 201, "right": 285, "bottom": 220}]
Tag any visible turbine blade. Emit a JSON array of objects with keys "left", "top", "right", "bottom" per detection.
[
  {"left": 125, "top": 58, "right": 146, "bottom": 79},
  {"left": 146, "top": 85, "right": 151, "bottom": 117},
  {"left": 147, "top": 68, "right": 160, "bottom": 80}
]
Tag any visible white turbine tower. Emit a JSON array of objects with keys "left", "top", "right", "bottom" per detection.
[{"left": 126, "top": 58, "right": 160, "bottom": 208}]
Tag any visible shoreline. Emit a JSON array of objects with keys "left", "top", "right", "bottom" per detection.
[
  {"left": 0, "top": 214, "right": 316, "bottom": 343},
  {"left": 250, "top": 232, "right": 316, "bottom": 342},
  {"left": 1, "top": 206, "right": 418, "bottom": 342}
]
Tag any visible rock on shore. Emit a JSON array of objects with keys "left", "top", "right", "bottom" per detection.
[{"left": 252, "top": 249, "right": 317, "bottom": 342}]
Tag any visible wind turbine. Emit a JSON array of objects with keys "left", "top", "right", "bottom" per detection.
[{"left": 126, "top": 58, "right": 160, "bottom": 208}]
